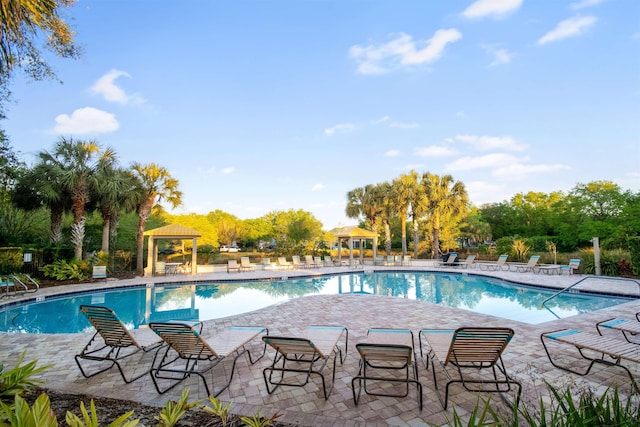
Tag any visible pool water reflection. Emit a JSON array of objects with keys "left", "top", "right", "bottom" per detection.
[{"left": 1, "top": 272, "right": 634, "bottom": 333}]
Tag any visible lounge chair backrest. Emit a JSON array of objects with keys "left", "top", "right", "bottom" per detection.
[
  {"left": 241, "top": 257, "right": 251, "bottom": 266},
  {"left": 569, "top": 259, "right": 580, "bottom": 270},
  {"left": 156, "top": 261, "right": 166, "bottom": 275},
  {"left": 356, "top": 343, "right": 413, "bottom": 363},
  {"left": 496, "top": 255, "right": 508, "bottom": 264},
  {"left": 80, "top": 305, "right": 137, "bottom": 348},
  {"left": 465, "top": 255, "right": 476, "bottom": 263},
  {"left": 305, "top": 255, "right": 314, "bottom": 264},
  {"left": 445, "top": 253, "right": 457, "bottom": 263},
  {"left": 263, "top": 258, "right": 271, "bottom": 266},
  {"left": 314, "top": 256, "right": 322, "bottom": 264},
  {"left": 527, "top": 255, "right": 540, "bottom": 266},
  {"left": 445, "top": 327, "right": 514, "bottom": 365},
  {"left": 149, "top": 322, "right": 219, "bottom": 359},
  {"left": 263, "top": 336, "right": 320, "bottom": 357},
  {"left": 292, "top": 255, "right": 301, "bottom": 264}
]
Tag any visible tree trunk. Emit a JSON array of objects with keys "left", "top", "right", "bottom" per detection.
[
  {"left": 101, "top": 212, "right": 110, "bottom": 253},
  {"left": 401, "top": 216, "right": 407, "bottom": 256},
  {"left": 412, "top": 218, "right": 420, "bottom": 259},
  {"left": 136, "top": 200, "right": 153, "bottom": 275},
  {"left": 50, "top": 205, "right": 64, "bottom": 244},
  {"left": 71, "top": 218, "right": 85, "bottom": 260},
  {"left": 384, "top": 220, "right": 392, "bottom": 255}
]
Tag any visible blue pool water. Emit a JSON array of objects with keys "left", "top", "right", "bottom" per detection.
[{"left": 0, "top": 272, "right": 634, "bottom": 333}]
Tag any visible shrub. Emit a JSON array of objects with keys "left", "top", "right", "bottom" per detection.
[
  {"left": 0, "top": 351, "right": 49, "bottom": 404},
  {"left": 40, "top": 259, "right": 89, "bottom": 281},
  {"left": 0, "top": 247, "right": 23, "bottom": 275}
]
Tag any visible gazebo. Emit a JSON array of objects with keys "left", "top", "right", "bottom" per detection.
[
  {"left": 143, "top": 224, "right": 201, "bottom": 276},
  {"left": 330, "top": 226, "right": 379, "bottom": 266}
]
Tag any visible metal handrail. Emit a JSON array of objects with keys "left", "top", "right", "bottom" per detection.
[{"left": 542, "top": 275, "right": 640, "bottom": 312}]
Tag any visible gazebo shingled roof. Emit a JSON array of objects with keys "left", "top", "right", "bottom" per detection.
[{"left": 143, "top": 224, "right": 202, "bottom": 238}]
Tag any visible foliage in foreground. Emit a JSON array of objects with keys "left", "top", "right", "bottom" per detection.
[{"left": 447, "top": 383, "right": 640, "bottom": 427}]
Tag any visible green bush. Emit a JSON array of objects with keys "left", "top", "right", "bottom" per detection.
[
  {"left": 40, "top": 259, "right": 89, "bottom": 281},
  {"left": 0, "top": 351, "right": 49, "bottom": 404},
  {"left": 0, "top": 247, "right": 23, "bottom": 275}
]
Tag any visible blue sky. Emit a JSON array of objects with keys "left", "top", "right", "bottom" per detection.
[{"left": 6, "top": 0, "right": 640, "bottom": 230}]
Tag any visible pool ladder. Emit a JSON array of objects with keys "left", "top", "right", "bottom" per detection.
[{"left": 542, "top": 276, "right": 640, "bottom": 319}]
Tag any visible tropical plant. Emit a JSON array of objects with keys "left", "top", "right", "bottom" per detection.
[
  {"left": 40, "top": 259, "right": 88, "bottom": 281},
  {"left": 346, "top": 184, "right": 384, "bottom": 238},
  {"left": 130, "top": 163, "right": 182, "bottom": 275},
  {"left": 65, "top": 400, "right": 138, "bottom": 427},
  {"left": 200, "top": 396, "right": 231, "bottom": 427},
  {"left": 154, "top": 389, "right": 197, "bottom": 427},
  {"left": 35, "top": 138, "right": 117, "bottom": 260},
  {"left": 392, "top": 172, "right": 419, "bottom": 256},
  {"left": 512, "top": 239, "right": 530, "bottom": 262},
  {"left": 0, "top": 351, "right": 49, "bottom": 410},
  {"left": 0, "top": 393, "right": 58, "bottom": 427},
  {"left": 421, "top": 173, "right": 469, "bottom": 258},
  {"left": 239, "top": 410, "right": 281, "bottom": 427}
]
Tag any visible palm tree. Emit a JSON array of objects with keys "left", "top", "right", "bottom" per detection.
[
  {"left": 37, "top": 138, "right": 116, "bottom": 259},
  {"left": 93, "top": 166, "right": 141, "bottom": 255},
  {"left": 422, "top": 173, "right": 469, "bottom": 258},
  {"left": 345, "top": 184, "right": 383, "bottom": 234},
  {"left": 130, "top": 163, "right": 182, "bottom": 275},
  {"left": 376, "top": 181, "right": 395, "bottom": 255},
  {"left": 391, "top": 172, "right": 419, "bottom": 256},
  {"left": 408, "top": 171, "right": 428, "bottom": 259}
]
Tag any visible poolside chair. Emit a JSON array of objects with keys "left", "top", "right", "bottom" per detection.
[
  {"left": 75, "top": 305, "right": 164, "bottom": 384},
  {"left": 92, "top": 266, "right": 107, "bottom": 281},
  {"left": 155, "top": 261, "right": 166, "bottom": 276},
  {"left": 386, "top": 255, "right": 396, "bottom": 266},
  {"left": 262, "top": 325, "right": 348, "bottom": 399},
  {"left": 508, "top": 255, "right": 540, "bottom": 272},
  {"left": 227, "top": 259, "right": 240, "bottom": 273},
  {"left": 149, "top": 322, "right": 267, "bottom": 396},
  {"left": 314, "top": 256, "right": 323, "bottom": 267},
  {"left": 596, "top": 317, "right": 640, "bottom": 345},
  {"left": 277, "top": 257, "right": 293, "bottom": 270},
  {"left": 374, "top": 255, "right": 385, "bottom": 266},
  {"left": 420, "top": 327, "right": 521, "bottom": 409},
  {"left": 402, "top": 255, "right": 412, "bottom": 266},
  {"left": 455, "top": 254, "right": 477, "bottom": 269},
  {"left": 323, "top": 255, "right": 335, "bottom": 267},
  {"left": 395, "top": 255, "right": 404, "bottom": 266},
  {"left": 304, "top": 255, "right": 318, "bottom": 268},
  {"left": 352, "top": 328, "right": 423, "bottom": 410},
  {"left": 240, "top": 257, "right": 255, "bottom": 272},
  {"left": 478, "top": 254, "right": 508, "bottom": 271},
  {"left": 262, "top": 258, "right": 275, "bottom": 270},
  {"left": 541, "top": 328, "right": 640, "bottom": 392},
  {"left": 560, "top": 259, "right": 581, "bottom": 275},
  {"left": 291, "top": 255, "right": 303, "bottom": 269},
  {"left": 435, "top": 253, "right": 458, "bottom": 268}
]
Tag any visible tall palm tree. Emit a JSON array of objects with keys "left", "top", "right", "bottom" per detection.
[
  {"left": 391, "top": 172, "right": 419, "bottom": 256},
  {"left": 345, "top": 184, "right": 383, "bottom": 234},
  {"left": 409, "top": 171, "right": 428, "bottom": 259},
  {"left": 38, "top": 138, "right": 116, "bottom": 259},
  {"left": 422, "top": 173, "right": 469, "bottom": 258},
  {"left": 376, "top": 181, "right": 395, "bottom": 255},
  {"left": 93, "top": 166, "right": 141, "bottom": 255},
  {"left": 130, "top": 162, "right": 182, "bottom": 275}
]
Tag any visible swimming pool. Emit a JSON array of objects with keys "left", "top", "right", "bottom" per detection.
[{"left": 0, "top": 272, "right": 634, "bottom": 333}]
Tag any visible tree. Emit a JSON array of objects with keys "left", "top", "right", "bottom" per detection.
[
  {"left": 392, "top": 172, "right": 419, "bottom": 256},
  {"left": 37, "top": 138, "right": 117, "bottom": 260},
  {"left": 409, "top": 172, "right": 428, "bottom": 259},
  {"left": 376, "top": 181, "right": 395, "bottom": 255},
  {"left": 421, "top": 173, "right": 469, "bottom": 258},
  {"left": 0, "top": 0, "right": 80, "bottom": 97},
  {"left": 130, "top": 163, "right": 182, "bottom": 275},
  {"left": 345, "top": 184, "right": 384, "bottom": 238},
  {"left": 93, "top": 166, "right": 141, "bottom": 255}
]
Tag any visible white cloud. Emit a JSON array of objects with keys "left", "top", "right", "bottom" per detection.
[
  {"left": 324, "top": 123, "right": 356, "bottom": 136},
  {"left": 197, "top": 167, "right": 216, "bottom": 175},
  {"left": 53, "top": 107, "right": 119, "bottom": 135},
  {"left": 220, "top": 167, "right": 235, "bottom": 174},
  {"left": 446, "top": 153, "right": 525, "bottom": 171},
  {"left": 385, "top": 149, "right": 401, "bottom": 157},
  {"left": 570, "top": 0, "right": 607, "bottom": 10},
  {"left": 481, "top": 45, "right": 515, "bottom": 67},
  {"left": 537, "top": 16, "right": 597, "bottom": 45},
  {"left": 455, "top": 135, "right": 527, "bottom": 151},
  {"left": 90, "top": 69, "right": 147, "bottom": 104},
  {"left": 466, "top": 180, "right": 509, "bottom": 205},
  {"left": 312, "top": 183, "right": 326, "bottom": 191},
  {"left": 350, "top": 29, "right": 462, "bottom": 75},
  {"left": 462, "top": 0, "right": 523, "bottom": 19},
  {"left": 414, "top": 145, "right": 458, "bottom": 157},
  {"left": 492, "top": 163, "right": 571, "bottom": 179}
]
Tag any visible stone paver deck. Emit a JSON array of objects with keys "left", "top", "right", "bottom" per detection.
[{"left": 1, "top": 261, "right": 639, "bottom": 426}]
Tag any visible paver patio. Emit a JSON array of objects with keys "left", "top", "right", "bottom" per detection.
[{"left": 1, "top": 262, "right": 639, "bottom": 426}]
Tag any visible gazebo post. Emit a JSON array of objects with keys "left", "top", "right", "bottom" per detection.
[{"left": 191, "top": 237, "right": 197, "bottom": 275}]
